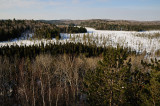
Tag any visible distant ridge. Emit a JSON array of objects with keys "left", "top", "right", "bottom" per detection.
[{"left": 37, "top": 19, "right": 160, "bottom": 25}]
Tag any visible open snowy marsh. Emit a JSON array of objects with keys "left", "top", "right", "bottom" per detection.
[{"left": 0, "top": 27, "right": 160, "bottom": 58}]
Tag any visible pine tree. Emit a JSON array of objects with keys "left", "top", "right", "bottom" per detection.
[{"left": 83, "top": 48, "right": 130, "bottom": 105}]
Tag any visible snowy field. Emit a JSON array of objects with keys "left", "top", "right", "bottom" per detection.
[
  {"left": 84, "top": 27, "right": 160, "bottom": 53},
  {"left": 0, "top": 27, "right": 160, "bottom": 58}
]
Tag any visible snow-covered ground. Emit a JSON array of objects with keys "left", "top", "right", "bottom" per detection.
[
  {"left": 0, "top": 27, "right": 160, "bottom": 58},
  {"left": 85, "top": 27, "right": 160, "bottom": 53}
]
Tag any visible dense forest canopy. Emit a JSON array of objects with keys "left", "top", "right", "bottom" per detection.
[
  {"left": 0, "top": 19, "right": 61, "bottom": 41},
  {"left": 59, "top": 26, "right": 87, "bottom": 33},
  {"left": 0, "top": 42, "right": 106, "bottom": 58}
]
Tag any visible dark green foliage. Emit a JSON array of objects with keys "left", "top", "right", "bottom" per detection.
[
  {"left": 60, "top": 26, "right": 87, "bottom": 33},
  {"left": 141, "top": 59, "right": 160, "bottom": 106},
  {"left": 83, "top": 47, "right": 131, "bottom": 105},
  {"left": 0, "top": 20, "right": 28, "bottom": 41},
  {"left": 34, "top": 25, "right": 60, "bottom": 39},
  {"left": 0, "top": 42, "right": 105, "bottom": 58},
  {"left": 0, "top": 19, "right": 60, "bottom": 41},
  {"left": 83, "top": 48, "right": 160, "bottom": 105}
]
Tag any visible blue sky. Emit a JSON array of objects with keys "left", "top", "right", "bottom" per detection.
[{"left": 0, "top": 0, "right": 160, "bottom": 21}]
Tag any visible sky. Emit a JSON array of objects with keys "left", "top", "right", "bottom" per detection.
[{"left": 0, "top": 0, "right": 160, "bottom": 21}]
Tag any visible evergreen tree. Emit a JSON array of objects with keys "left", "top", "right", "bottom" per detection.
[{"left": 83, "top": 48, "right": 131, "bottom": 105}]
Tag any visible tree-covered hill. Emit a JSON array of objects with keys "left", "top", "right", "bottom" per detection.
[
  {"left": 0, "top": 19, "right": 60, "bottom": 41},
  {"left": 39, "top": 19, "right": 160, "bottom": 31},
  {"left": 80, "top": 19, "right": 160, "bottom": 31}
]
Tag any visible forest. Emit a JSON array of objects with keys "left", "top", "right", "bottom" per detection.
[
  {"left": 0, "top": 19, "right": 160, "bottom": 106},
  {"left": 59, "top": 26, "right": 87, "bottom": 33},
  {"left": 0, "top": 19, "right": 87, "bottom": 41},
  {"left": 0, "top": 19, "right": 60, "bottom": 41},
  {"left": 39, "top": 19, "right": 160, "bottom": 31},
  {"left": 0, "top": 42, "right": 160, "bottom": 106},
  {"left": 80, "top": 20, "right": 160, "bottom": 31}
]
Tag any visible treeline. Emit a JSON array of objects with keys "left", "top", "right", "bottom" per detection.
[
  {"left": 80, "top": 20, "right": 160, "bottom": 31},
  {"left": 59, "top": 26, "right": 87, "bottom": 33},
  {"left": 0, "top": 42, "right": 106, "bottom": 58},
  {"left": 0, "top": 19, "right": 60, "bottom": 41},
  {"left": 34, "top": 25, "right": 60, "bottom": 39},
  {"left": 0, "top": 19, "right": 32, "bottom": 41}
]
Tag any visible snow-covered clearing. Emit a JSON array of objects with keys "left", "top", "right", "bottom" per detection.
[
  {"left": 85, "top": 27, "right": 160, "bottom": 53},
  {"left": 0, "top": 27, "right": 160, "bottom": 59}
]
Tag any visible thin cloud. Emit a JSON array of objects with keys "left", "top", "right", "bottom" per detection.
[{"left": 0, "top": 0, "right": 63, "bottom": 9}]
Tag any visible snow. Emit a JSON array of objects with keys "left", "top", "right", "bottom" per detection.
[
  {"left": 85, "top": 27, "right": 160, "bottom": 53},
  {"left": 0, "top": 27, "right": 160, "bottom": 59}
]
